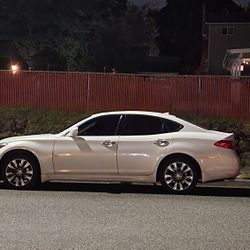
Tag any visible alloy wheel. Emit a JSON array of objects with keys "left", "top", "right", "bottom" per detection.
[
  {"left": 5, "top": 158, "right": 34, "bottom": 187},
  {"left": 164, "top": 162, "right": 194, "bottom": 191}
]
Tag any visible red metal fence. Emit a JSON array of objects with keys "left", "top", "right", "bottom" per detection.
[{"left": 0, "top": 70, "right": 250, "bottom": 119}]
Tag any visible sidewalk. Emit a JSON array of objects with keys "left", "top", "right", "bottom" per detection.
[{"left": 198, "top": 179, "right": 250, "bottom": 189}]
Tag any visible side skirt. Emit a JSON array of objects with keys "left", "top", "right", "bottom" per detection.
[{"left": 42, "top": 173, "right": 156, "bottom": 184}]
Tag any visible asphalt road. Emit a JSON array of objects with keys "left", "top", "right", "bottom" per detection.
[{"left": 0, "top": 182, "right": 249, "bottom": 250}]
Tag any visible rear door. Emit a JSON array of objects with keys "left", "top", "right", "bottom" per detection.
[{"left": 117, "top": 114, "right": 173, "bottom": 175}]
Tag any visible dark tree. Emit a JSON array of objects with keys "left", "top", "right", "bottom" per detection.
[{"left": 0, "top": 0, "right": 157, "bottom": 72}]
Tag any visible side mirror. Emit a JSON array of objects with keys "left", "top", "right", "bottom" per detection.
[{"left": 68, "top": 127, "right": 78, "bottom": 137}]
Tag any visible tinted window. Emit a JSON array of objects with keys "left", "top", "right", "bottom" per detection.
[
  {"left": 163, "top": 119, "right": 183, "bottom": 132},
  {"left": 122, "top": 115, "right": 164, "bottom": 135},
  {"left": 78, "top": 115, "right": 120, "bottom": 136}
]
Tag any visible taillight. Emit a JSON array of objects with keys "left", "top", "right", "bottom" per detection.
[{"left": 214, "top": 140, "right": 235, "bottom": 149}]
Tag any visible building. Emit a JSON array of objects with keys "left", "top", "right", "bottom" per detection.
[
  {"left": 206, "top": 22, "right": 250, "bottom": 75},
  {"left": 223, "top": 48, "right": 250, "bottom": 77}
]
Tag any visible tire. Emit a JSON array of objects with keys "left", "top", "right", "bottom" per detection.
[
  {"left": 159, "top": 157, "right": 198, "bottom": 194},
  {"left": 1, "top": 153, "right": 40, "bottom": 189}
]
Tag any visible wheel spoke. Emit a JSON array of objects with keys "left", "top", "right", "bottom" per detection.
[
  {"left": 165, "top": 174, "right": 173, "bottom": 179},
  {"left": 6, "top": 171, "right": 15, "bottom": 177},
  {"left": 19, "top": 160, "right": 26, "bottom": 168},
  {"left": 24, "top": 170, "right": 33, "bottom": 175},
  {"left": 12, "top": 160, "right": 18, "bottom": 168},
  {"left": 183, "top": 179, "right": 192, "bottom": 186},
  {"left": 14, "top": 178, "right": 20, "bottom": 187},
  {"left": 186, "top": 176, "right": 193, "bottom": 181},
  {"left": 167, "top": 165, "right": 175, "bottom": 172},
  {"left": 22, "top": 162, "right": 31, "bottom": 170},
  {"left": 178, "top": 182, "right": 184, "bottom": 191},
  {"left": 172, "top": 163, "right": 178, "bottom": 172},
  {"left": 180, "top": 163, "right": 186, "bottom": 172},
  {"left": 7, "top": 175, "right": 16, "bottom": 182},
  {"left": 166, "top": 178, "right": 174, "bottom": 184},
  {"left": 20, "top": 179, "right": 25, "bottom": 186},
  {"left": 24, "top": 174, "right": 32, "bottom": 181},
  {"left": 182, "top": 167, "right": 191, "bottom": 173},
  {"left": 7, "top": 164, "right": 16, "bottom": 170},
  {"left": 167, "top": 163, "right": 178, "bottom": 173}
]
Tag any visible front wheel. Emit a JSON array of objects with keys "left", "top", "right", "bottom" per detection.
[
  {"left": 159, "top": 157, "right": 198, "bottom": 194},
  {"left": 2, "top": 154, "right": 40, "bottom": 189}
]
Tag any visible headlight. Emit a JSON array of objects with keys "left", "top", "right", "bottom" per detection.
[{"left": 0, "top": 143, "right": 7, "bottom": 149}]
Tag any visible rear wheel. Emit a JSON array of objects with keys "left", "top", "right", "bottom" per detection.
[
  {"left": 159, "top": 157, "right": 198, "bottom": 194},
  {"left": 2, "top": 154, "right": 40, "bottom": 189}
]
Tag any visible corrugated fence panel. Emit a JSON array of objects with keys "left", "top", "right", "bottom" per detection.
[
  {"left": 0, "top": 70, "right": 250, "bottom": 119},
  {"left": 171, "top": 76, "right": 199, "bottom": 115},
  {"left": 237, "top": 78, "right": 250, "bottom": 119}
]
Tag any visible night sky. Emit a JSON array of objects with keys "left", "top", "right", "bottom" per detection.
[
  {"left": 235, "top": 0, "right": 250, "bottom": 7},
  {"left": 130, "top": 0, "right": 250, "bottom": 9}
]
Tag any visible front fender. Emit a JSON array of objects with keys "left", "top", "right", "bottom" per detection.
[{"left": 0, "top": 140, "right": 55, "bottom": 178}]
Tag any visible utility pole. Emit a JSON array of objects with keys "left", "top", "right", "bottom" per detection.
[{"left": 201, "top": 0, "right": 206, "bottom": 38}]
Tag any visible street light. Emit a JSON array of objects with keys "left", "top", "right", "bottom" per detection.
[{"left": 11, "top": 64, "right": 19, "bottom": 74}]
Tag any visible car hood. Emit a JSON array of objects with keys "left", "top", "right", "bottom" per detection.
[{"left": 0, "top": 134, "right": 60, "bottom": 144}]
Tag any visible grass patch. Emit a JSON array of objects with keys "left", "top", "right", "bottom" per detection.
[
  {"left": 237, "top": 168, "right": 250, "bottom": 179},
  {"left": 0, "top": 107, "right": 89, "bottom": 135}
]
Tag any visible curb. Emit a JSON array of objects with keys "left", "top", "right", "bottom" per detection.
[{"left": 198, "top": 180, "right": 250, "bottom": 189}]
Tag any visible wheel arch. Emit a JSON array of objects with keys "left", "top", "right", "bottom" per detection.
[
  {"left": 156, "top": 153, "right": 202, "bottom": 182},
  {"left": 0, "top": 149, "right": 41, "bottom": 180}
]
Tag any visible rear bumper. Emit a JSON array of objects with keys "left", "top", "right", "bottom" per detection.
[{"left": 199, "top": 151, "right": 240, "bottom": 182}]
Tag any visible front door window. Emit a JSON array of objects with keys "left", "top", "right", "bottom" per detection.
[{"left": 78, "top": 115, "right": 121, "bottom": 136}]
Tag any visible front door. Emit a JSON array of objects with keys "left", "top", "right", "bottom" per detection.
[{"left": 53, "top": 115, "right": 121, "bottom": 175}]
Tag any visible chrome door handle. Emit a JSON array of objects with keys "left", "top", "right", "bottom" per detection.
[
  {"left": 154, "top": 139, "right": 169, "bottom": 147},
  {"left": 102, "top": 140, "right": 116, "bottom": 148}
]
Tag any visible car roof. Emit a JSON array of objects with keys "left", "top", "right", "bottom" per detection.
[
  {"left": 91, "top": 110, "right": 172, "bottom": 118},
  {"left": 90, "top": 110, "right": 185, "bottom": 123}
]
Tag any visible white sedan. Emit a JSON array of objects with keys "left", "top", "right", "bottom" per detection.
[{"left": 0, "top": 111, "right": 240, "bottom": 194}]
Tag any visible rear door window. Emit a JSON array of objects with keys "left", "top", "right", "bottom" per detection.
[
  {"left": 121, "top": 115, "right": 164, "bottom": 135},
  {"left": 163, "top": 119, "right": 183, "bottom": 132}
]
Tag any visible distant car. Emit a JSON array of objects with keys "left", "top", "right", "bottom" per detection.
[{"left": 0, "top": 111, "right": 240, "bottom": 194}]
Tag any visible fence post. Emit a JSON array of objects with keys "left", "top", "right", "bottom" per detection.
[
  {"left": 86, "top": 73, "right": 90, "bottom": 112},
  {"left": 197, "top": 75, "right": 202, "bottom": 116},
  {"left": 170, "top": 77, "right": 175, "bottom": 114}
]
